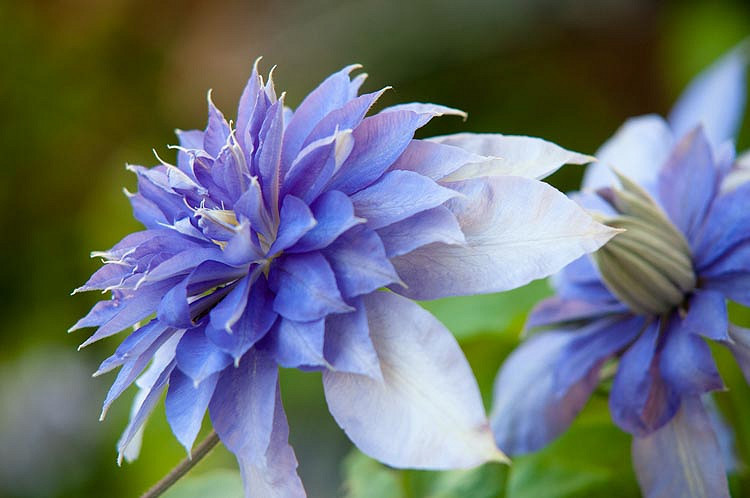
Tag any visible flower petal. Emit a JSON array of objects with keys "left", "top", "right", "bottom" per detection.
[
  {"left": 323, "top": 291, "right": 504, "bottom": 468},
  {"left": 430, "top": 133, "right": 594, "bottom": 181},
  {"left": 117, "top": 355, "right": 177, "bottom": 463},
  {"left": 99, "top": 328, "right": 180, "bottom": 419},
  {"left": 632, "top": 396, "right": 730, "bottom": 498},
  {"left": 165, "top": 369, "right": 219, "bottom": 455},
  {"left": 351, "top": 170, "right": 459, "bottom": 230},
  {"left": 203, "top": 93, "right": 231, "bottom": 157},
  {"left": 282, "top": 129, "right": 354, "bottom": 202},
  {"left": 78, "top": 279, "right": 179, "bottom": 348},
  {"left": 553, "top": 315, "right": 644, "bottom": 396},
  {"left": 323, "top": 297, "right": 382, "bottom": 380},
  {"left": 272, "top": 252, "right": 353, "bottom": 321},
  {"left": 263, "top": 318, "right": 327, "bottom": 368},
  {"left": 725, "top": 324, "right": 750, "bottom": 384},
  {"left": 304, "top": 88, "right": 388, "bottom": 147},
  {"left": 490, "top": 331, "right": 600, "bottom": 455},
  {"left": 392, "top": 176, "right": 617, "bottom": 300},
  {"left": 175, "top": 326, "right": 233, "bottom": 386},
  {"left": 207, "top": 277, "right": 277, "bottom": 361},
  {"left": 610, "top": 320, "right": 680, "bottom": 436},
  {"left": 582, "top": 114, "right": 673, "bottom": 192},
  {"left": 668, "top": 44, "right": 748, "bottom": 147},
  {"left": 290, "top": 190, "right": 364, "bottom": 253},
  {"left": 657, "top": 127, "right": 719, "bottom": 242},
  {"left": 389, "top": 139, "right": 479, "bottom": 181},
  {"left": 682, "top": 290, "right": 729, "bottom": 341},
  {"left": 659, "top": 316, "right": 724, "bottom": 396},
  {"left": 328, "top": 110, "right": 426, "bottom": 194},
  {"left": 269, "top": 195, "right": 317, "bottom": 254},
  {"left": 525, "top": 296, "right": 627, "bottom": 329},
  {"left": 281, "top": 65, "right": 360, "bottom": 170},
  {"left": 323, "top": 226, "right": 402, "bottom": 298},
  {"left": 257, "top": 100, "right": 285, "bottom": 211},
  {"left": 209, "top": 349, "right": 278, "bottom": 460},
  {"left": 376, "top": 205, "right": 466, "bottom": 258},
  {"left": 236, "top": 383, "right": 305, "bottom": 498},
  {"left": 694, "top": 181, "right": 750, "bottom": 271}
]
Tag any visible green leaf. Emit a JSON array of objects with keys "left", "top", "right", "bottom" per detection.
[
  {"left": 425, "top": 464, "right": 506, "bottom": 498},
  {"left": 420, "top": 280, "right": 552, "bottom": 340},
  {"left": 162, "top": 469, "right": 243, "bottom": 498},
  {"left": 506, "top": 397, "right": 639, "bottom": 498},
  {"left": 342, "top": 450, "right": 406, "bottom": 498}
]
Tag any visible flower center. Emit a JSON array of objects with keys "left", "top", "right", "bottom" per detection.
[{"left": 592, "top": 173, "right": 696, "bottom": 315}]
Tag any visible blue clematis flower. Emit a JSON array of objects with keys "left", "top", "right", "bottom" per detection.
[
  {"left": 71, "top": 60, "right": 615, "bottom": 496},
  {"left": 491, "top": 45, "right": 750, "bottom": 497}
]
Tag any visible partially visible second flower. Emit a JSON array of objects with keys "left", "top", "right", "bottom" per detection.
[
  {"left": 72, "top": 61, "right": 615, "bottom": 496},
  {"left": 491, "top": 45, "right": 750, "bottom": 497}
]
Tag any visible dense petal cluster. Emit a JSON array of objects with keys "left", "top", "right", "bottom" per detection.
[
  {"left": 491, "top": 46, "right": 750, "bottom": 497},
  {"left": 72, "top": 61, "right": 615, "bottom": 496}
]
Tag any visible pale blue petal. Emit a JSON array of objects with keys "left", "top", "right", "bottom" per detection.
[
  {"left": 290, "top": 190, "right": 364, "bottom": 253},
  {"left": 175, "top": 326, "right": 233, "bottom": 386},
  {"left": 582, "top": 114, "right": 674, "bottom": 193},
  {"left": 377, "top": 205, "right": 465, "bottom": 258},
  {"left": 262, "top": 318, "right": 327, "bottom": 368},
  {"left": 281, "top": 65, "right": 359, "bottom": 170},
  {"left": 257, "top": 100, "right": 285, "bottom": 211},
  {"left": 268, "top": 195, "right": 317, "bottom": 254},
  {"left": 351, "top": 170, "right": 459, "bottom": 230},
  {"left": 236, "top": 383, "right": 305, "bottom": 497},
  {"left": 206, "top": 283, "right": 277, "bottom": 362},
  {"left": 282, "top": 129, "right": 353, "bottom": 202},
  {"left": 209, "top": 349, "right": 278, "bottom": 459},
  {"left": 323, "top": 226, "right": 401, "bottom": 298},
  {"left": 526, "top": 296, "right": 626, "bottom": 329},
  {"left": 209, "top": 273, "right": 254, "bottom": 333},
  {"left": 682, "top": 290, "right": 728, "bottom": 341},
  {"left": 78, "top": 279, "right": 179, "bottom": 348},
  {"left": 327, "top": 111, "right": 427, "bottom": 194},
  {"left": 323, "top": 298, "right": 382, "bottom": 380},
  {"left": 632, "top": 397, "right": 730, "bottom": 498},
  {"left": 304, "top": 88, "right": 388, "bottom": 147},
  {"left": 323, "top": 292, "right": 504, "bottom": 468},
  {"left": 725, "top": 324, "right": 750, "bottom": 384},
  {"left": 388, "top": 139, "right": 479, "bottom": 181},
  {"left": 491, "top": 331, "right": 600, "bottom": 454},
  {"left": 668, "top": 45, "right": 748, "bottom": 147},
  {"left": 203, "top": 94, "right": 231, "bottom": 158},
  {"left": 272, "top": 253, "right": 352, "bottom": 321},
  {"left": 117, "top": 358, "right": 176, "bottom": 462},
  {"left": 610, "top": 321, "right": 680, "bottom": 436},
  {"left": 429, "top": 133, "right": 594, "bottom": 181},
  {"left": 660, "top": 316, "right": 724, "bottom": 396},
  {"left": 165, "top": 369, "right": 219, "bottom": 455},
  {"left": 392, "top": 176, "right": 617, "bottom": 300},
  {"left": 553, "top": 315, "right": 643, "bottom": 396},
  {"left": 657, "top": 127, "right": 719, "bottom": 242}
]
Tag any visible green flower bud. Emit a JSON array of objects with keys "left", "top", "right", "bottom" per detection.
[{"left": 592, "top": 172, "right": 696, "bottom": 315}]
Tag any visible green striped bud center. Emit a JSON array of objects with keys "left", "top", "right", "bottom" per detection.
[{"left": 592, "top": 173, "right": 696, "bottom": 316}]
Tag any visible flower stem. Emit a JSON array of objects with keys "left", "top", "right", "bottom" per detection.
[{"left": 140, "top": 430, "right": 221, "bottom": 498}]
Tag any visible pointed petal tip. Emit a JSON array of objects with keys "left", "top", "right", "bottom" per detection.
[{"left": 345, "top": 63, "right": 364, "bottom": 73}]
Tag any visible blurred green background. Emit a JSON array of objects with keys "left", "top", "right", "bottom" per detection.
[{"left": 2, "top": 0, "right": 750, "bottom": 496}]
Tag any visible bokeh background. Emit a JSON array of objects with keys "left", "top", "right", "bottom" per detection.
[{"left": 2, "top": 0, "right": 750, "bottom": 496}]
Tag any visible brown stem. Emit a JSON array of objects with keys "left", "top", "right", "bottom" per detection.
[{"left": 140, "top": 430, "right": 221, "bottom": 498}]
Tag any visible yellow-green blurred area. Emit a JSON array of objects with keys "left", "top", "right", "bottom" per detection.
[{"left": 2, "top": 0, "right": 750, "bottom": 497}]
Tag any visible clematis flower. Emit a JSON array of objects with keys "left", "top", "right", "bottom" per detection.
[
  {"left": 71, "top": 60, "right": 615, "bottom": 496},
  {"left": 491, "top": 45, "right": 749, "bottom": 497}
]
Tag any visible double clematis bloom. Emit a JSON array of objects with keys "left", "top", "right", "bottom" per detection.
[
  {"left": 491, "top": 46, "right": 750, "bottom": 497},
  {"left": 71, "top": 61, "right": 616, "bottom": 496}
]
